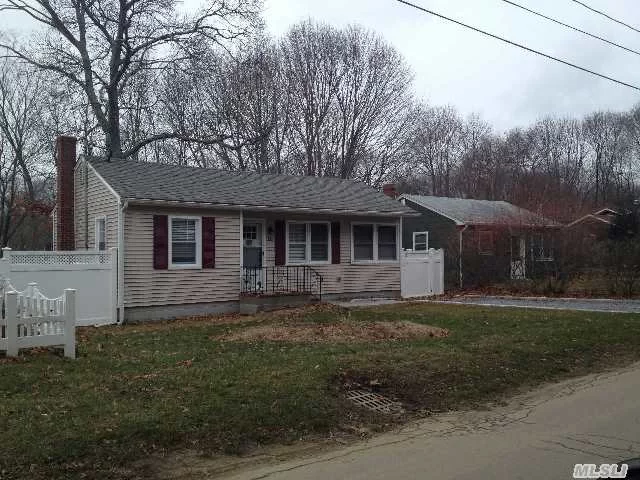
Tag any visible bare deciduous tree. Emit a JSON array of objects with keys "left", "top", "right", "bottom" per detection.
[
  {"left": 0, "top": 0, "right": 261, "bottom": 159},
  {"left": 0, "top": 59, "right": 51, "bottom": 246}
]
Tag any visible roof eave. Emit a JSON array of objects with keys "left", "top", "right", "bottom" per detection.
[
  {"left": 398, "top": 195, "right": 465, "bottom": 225},
  {"left": 464, "top": 222, "right": 562, "bottom": 228},
  {"left": 125, "top": 198, "right": 416, "bottom": 217},
  {"left": 567, "top": 214, "right": 613, "bottom": 227}
]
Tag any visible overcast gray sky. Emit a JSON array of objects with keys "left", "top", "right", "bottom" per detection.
[
  {"left": 263, "top": 0, "right": 640, "bottom": 132},
  {"left": 2, "top": 0, "right": 638, "bottom": 133}
]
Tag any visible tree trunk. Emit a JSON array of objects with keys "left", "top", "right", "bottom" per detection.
[{"left": 106, "top": 91, "right": 123, "bottom": 160}]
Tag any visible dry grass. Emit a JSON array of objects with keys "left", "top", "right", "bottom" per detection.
[
  {"left": 4, "top": 303, "right": 640, "bottom": 479},
  {"left": 216, "top": 319, "right": 449, "bottom": 343}
]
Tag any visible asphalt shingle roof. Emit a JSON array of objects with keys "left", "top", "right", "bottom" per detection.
[
  {"left": 402, "top": 195, "right": 558, "bottom": 226},
  {"left": 90, "top": 160, "right": 414, "bottom": 216}
]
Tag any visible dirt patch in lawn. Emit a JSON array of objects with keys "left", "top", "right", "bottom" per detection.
[
  {"left": 82, "top": 304, "right": 350, "bottom": 339},
  {"left": 216, "top": 320, "right": 449, "bottom": 343}
]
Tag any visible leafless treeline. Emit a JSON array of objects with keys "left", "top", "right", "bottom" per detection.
[
  {"left": 1, "top": 0, "right": 640, "bottom": 249},
  {"left": 113, "top": 21, "right": 416, "bottom": 188},
  {"left": 404, "top": 107, "right": 640, "bottom": 219}
]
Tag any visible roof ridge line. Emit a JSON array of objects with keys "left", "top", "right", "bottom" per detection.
[{"left": 89, "top": 158, "right": 371, "bottom": 185}]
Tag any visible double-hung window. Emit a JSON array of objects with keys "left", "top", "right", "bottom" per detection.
[
  {"left": 352, "top": 223, "right": 398, "bottom": 262},
  {"left": 353, "top": 225, "right": 374, "bottom": 261},
  {"left": 169, "top": 216, "right": 202, "bottom": 268},
  {"left": 413, "top": 231, "right": 428, "bottom": 251},
  {"left": 287, "top": 222, "right": 330, "bottom": 264},
  {"left": 95, "top": 216, "right": 106, "bottom": 251}
]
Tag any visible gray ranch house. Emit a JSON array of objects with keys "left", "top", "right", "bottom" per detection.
[
  {"left": 399, "top": 194, "right": 561, "bottom": 288},
  {"left": 54, "top": 137, "right": 417, "bottom": 322}
]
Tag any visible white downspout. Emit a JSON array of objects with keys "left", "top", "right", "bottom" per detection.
[{"left": 459, "top": 225, "right": 468, "bottom": 289}]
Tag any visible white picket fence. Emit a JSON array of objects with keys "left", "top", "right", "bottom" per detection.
[
  {"left": 400, "top": 248, "right": 445, "bottom": 298},
  {"left": 0, "top": 282, "right": 76, "bottom": 358},
  {"left": 0, "top": 248, "right": 117, "bottom": 326}
]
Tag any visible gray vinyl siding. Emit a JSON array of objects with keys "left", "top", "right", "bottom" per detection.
[
  {"left": 74, "top": 164, "right": 86, "bottom": 249},
  {"left": 401, "top": 199, "right": 460, "bottom": 288},
  {"left": 401, "top": 199, "right": 458, "bottom": 252},
  {"left": 123, "top": 206, "right": 240, "bottom": 308},
  {"left": 123, "top": 208, "right": 400, "bottom": 309},
  {"left": 253, "top": 212, "right": 401, "bottom": 295},
  {"left": 74, "top": 162, "right": 119, "bottom": 250}
]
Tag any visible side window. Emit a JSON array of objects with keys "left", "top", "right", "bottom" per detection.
[
  {"left": 95, "top": 217, "right": 106, "bottom": 251},
  {"left": 413, "top": 231, "right": 428, "bottom": 251}
]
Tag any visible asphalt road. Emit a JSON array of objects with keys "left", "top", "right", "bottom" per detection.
[
  {"left": 223, "top": 365, "right": 640, "bottom": 480},
  {"left": 435, "top": 295, "right": 640, "bottom": 313}
]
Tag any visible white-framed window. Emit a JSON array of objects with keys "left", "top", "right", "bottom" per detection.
[
  {"left": 286, "top": 222, "right": 330, "bottom": 264},
  {"left": 243, "top": 225, "right": 257, "bottom": 241},
  {"left": 169, "top": 216, "right": 202, "bottom": 268},
  {"left": 353, "top": 224, "right": 374, "bottom": 261},
  {"left": 478, "top": 231, "right": 495, "bottom": 255},
  {"left": 413, "top": 231, "right": 428, "bottom": 251},
  {"left": 378, "top": 225, "right": 397, "bottom": 260},
  {"left": 95, "top": 216, "right": 106, "bottom": 251},
  {"left": 351, "top": 223, "right": 398, "bottom": 263}
]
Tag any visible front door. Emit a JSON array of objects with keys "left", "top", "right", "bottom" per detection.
[
  {"left": 242, "top": 222, "right": 263, "bottom": 292},
  {"left": 510, "top": 235, "right": 526, "bottom": 279}
]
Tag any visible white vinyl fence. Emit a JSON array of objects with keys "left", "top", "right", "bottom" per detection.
[
  {"left": 0, "top": 283, "right": 76, "bottom": 358},
  {"left": 400, "top": 249, "right": 445, "bottom": 298},
  {"left": 0, "top": 248, "right": 117, "bottom": 326}
]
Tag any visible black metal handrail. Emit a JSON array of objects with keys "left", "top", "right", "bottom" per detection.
[{"left": 241, "top": 265, "right": 323, "bottom": 300}]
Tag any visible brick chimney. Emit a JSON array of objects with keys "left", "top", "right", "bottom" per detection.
[
  {"left": 382, "top": 183, "right": 398, "bottom": 199},
  {"left": 55, "top": 136, "right": 77, "bottom": 251}
]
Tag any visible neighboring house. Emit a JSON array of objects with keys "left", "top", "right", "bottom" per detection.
[
  {"left": 567, "top": 207, "right": 618, "bottom": 241},
  {"left": 399, "top": 194, "right": 561, "bottom": 288},
  {"left": 54, "top": 136, "right": 417, "bottom": 322}
]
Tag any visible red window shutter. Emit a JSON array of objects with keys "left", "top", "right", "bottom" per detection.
[
  {"left": 274, "top": 220, "right": 286, "bottom": 266},
  {"left": 331, "top": 221, "right": 341, "bottom": 264},
  {"left": 202, "top": 217, "right": 216, "bottom": 268},
  {"left": 153, "top": 215, "right": 168, "bottom": 270}
]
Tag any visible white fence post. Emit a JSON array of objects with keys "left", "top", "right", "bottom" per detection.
[
  {"left": 27, "top": 282, "right": 37, "bottom": 297},
  {"left": 5, "top": 291, "right": 18, "bottom": 357},
  {"left": 63, "top": 289, "right": 76, "bottom": 359},
  {"left": 0, "top": 247, "right": 11, "bottom": 282}
]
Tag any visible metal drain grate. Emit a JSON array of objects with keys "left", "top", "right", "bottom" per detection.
[{"left": 346, "top": 389, "right": 403, "bottom": 414}]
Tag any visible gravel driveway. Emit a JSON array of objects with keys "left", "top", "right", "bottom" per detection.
[{"left": 436, "top": 295, "right": 640, "bottom": 313}]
